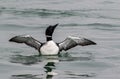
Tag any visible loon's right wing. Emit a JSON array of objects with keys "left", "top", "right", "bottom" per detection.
[
  {"left": 9, "top": 35, "right": 42, "bottom": 50},
  {"left": 58, "top": 36, "right": 96, "bottom": 51}
]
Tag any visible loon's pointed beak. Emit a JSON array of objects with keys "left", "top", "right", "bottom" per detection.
[
  {"left": 51, "top": 23, "right": 59, "bottom": 29},
  {"left": 47, "top": 23, "right": 59, "bottom": 31}
]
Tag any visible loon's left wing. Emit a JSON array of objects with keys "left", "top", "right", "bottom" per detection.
[
  {"left": 9, "top": 35, "right": 42, "bottom": 50},
  {"left": 58, "top": 36, "right": 96, "bottom": 51}
]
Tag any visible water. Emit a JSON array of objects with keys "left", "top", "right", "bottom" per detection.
[{"left": 0, "top": 0, "right": 120, "bottom": 79}]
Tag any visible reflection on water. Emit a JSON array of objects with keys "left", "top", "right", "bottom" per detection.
[
  {"left": 10, "top": 52, "right": 94, "bottom": 79},
  {"left": 10, "top": 55, "right": 41, "bottom": 65},
  {"left": 44, "top": 62, "right": 57, "bottom": 79},
  {"left": 10, "top": 55, "right": 59, "bottom": 79},
  {"left": 11, "top": 62, "right": 57, "bottom": 79},
  {"left": 10, "top": 52, "right": 93, "bottom": 65},
  {"left": 11, "top": 74, "right": 43, "bottom": 79}
]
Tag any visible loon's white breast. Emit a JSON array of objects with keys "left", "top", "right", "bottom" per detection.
[{"left": 40, "top": 41, "right": 59, "bottom": 55}]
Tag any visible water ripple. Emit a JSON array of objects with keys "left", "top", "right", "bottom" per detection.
[
  {"left": 65, "top": 71, "right": 96, "bottom": 78},
  {"left": 10, "top": 52, "right": 93, "bottom": 65},
  {"left": 0, "top": 7, "right": 76, "bottom": 18},
  {"left": 11, "top": 74, "right": 43, "bottom": 79},
  {"left": 62, "top": 23, "right": 120, "bottom": 27}
]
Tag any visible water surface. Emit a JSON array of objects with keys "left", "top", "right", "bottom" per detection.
[{"left": 0, "top": 0, "right": 120, "bottom": 79}]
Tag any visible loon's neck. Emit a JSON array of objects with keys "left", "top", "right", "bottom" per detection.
[
  {"left": 46, "top": 35, "right": 52, "bottom": 41},
  {"left": 45, "top": 24, "right": 58, "bottom": 41}
]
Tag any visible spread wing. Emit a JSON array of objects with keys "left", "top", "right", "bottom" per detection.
[
  {"left": 58, "top": 36, "right": 96, "bottom": 51},
  {"left": 9, "top": 35, "right": 42, "bottom": 50}
]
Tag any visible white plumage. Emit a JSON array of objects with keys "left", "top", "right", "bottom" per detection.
[{"left": 40, "top": 41, "right": 59, "bottom": 55}]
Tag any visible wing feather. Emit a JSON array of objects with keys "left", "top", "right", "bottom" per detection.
[
  {"left": 9, "top": 35, "right": 42, "bottom": 50},
  {"left": 59, "top": 36, "right": 96, "bottom": 51}
]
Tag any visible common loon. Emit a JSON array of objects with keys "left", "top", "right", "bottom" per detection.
[{"left": 9, "top": 24, "right": 96, "bottom": 55}]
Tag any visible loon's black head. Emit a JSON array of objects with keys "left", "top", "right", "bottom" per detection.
[{"left": 45, "top": 24, "right": 58, "bottom": 41}]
